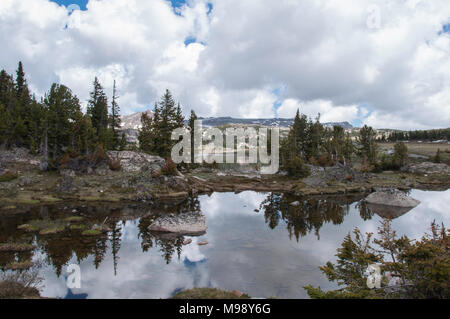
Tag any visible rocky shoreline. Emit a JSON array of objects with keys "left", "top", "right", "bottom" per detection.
[{"left": 0, "top": 148, "right": 449, "bottom": 209}]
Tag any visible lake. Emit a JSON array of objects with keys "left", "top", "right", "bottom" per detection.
[{"left": 0, "top": 189, "right": 448, "bottom": 299}]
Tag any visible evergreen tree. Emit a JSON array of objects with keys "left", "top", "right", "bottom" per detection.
[
  {"left": 188, "top": 110, "right": 198, "bottom": 164},
  {"left": 87, "top": 77, "right": 108, "bottom": 145},
  {"left": 109, "top": 80, "right": 121, "bottom": 150},
  {"left": 15, "top": 61, "right": 26, "bottom": 97},
  {"left": 0, "top": 103, "right": 11, "bottom": 146},
  {"left": 138, "top": 89, "right": 185, "bottom": 158},
  {"left": 138, "top": 112, "right": 154, "bottom": 153},
  {"left": 393, "top": 142, "right": 408, "bottom": 167},
  {"left": 358, "top": 125, "right": 377, "bottom": 164},
  {"left": 44, "top": 83, "right": 83, "bottom": 163},
  {"left": 119, "top": 132, "right": 127, "bottom": 151}
]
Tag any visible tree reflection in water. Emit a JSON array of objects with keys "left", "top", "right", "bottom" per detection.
[
  {"left": 0, "top": 193, "right": 374, "bottom": 278},
  {"left": 0, "top": 196, "right": 202, "bottom": 277},
  {"left": 259, "top": 193, "right": 368, "bottom": 241}
]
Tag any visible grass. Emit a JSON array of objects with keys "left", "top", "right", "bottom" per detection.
[
  {"left": 380, "top": 142, "right": 450, "bottom": 163},
  {"left": 39, "top": 226, "right": 66, "bottom": 235},
  {"left": 0, "top": 243, "right": 34, "bottom": 252},
  {"left": 64, "top": 216, "right": 84, "bottom": 222},
  {"left": 69, "top": 224, "right": 86, "bottom": 230},
  {"left": 19, "top": 219, "right": 67, "bottom": 235},
  {"left": 81, "top": 229, "right": 102, "bottom": 236},
  {"left": 0, "top": 172, "right": 18, "bottom": 183},
  {"left": 17, "top": 224, "right": 39, "bottom": 232},
  {"left": 172, "top": 288, "right": 251, "bottom": 299}
]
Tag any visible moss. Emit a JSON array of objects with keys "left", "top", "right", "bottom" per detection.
[
  {"left": 16, "top": 199, "right": 40, "bottom": 205},
  {"left": 82, "top": 196, "right": 120, "bottom": 203},
  {"left": 172, "top": 288, "right": 251, "bottom": 299},
  {"left": 17, "top": 224, "right": 39, "bottom": 232},
  {"left": 0, "top": 172, "right": 18, "bottom": 183},
  {"left": 64, "top": 216, "right": 84, "bottom": 222},
  {"left": 39, "top": 226, "right": 65, "bottom": 235},
  {"left": 2, "top": 206, "right": 17, "bottom": 210},
  {"left": 82, "top": 229, "right": 102, "bottom": 236},
  {"left": 40, "top": 196, "right": 62, "bottom": 203},
  {"left": 5, "top": 261, "right": 33, "bottom": 270},
  {"left": 69, "top": 224, "right": 86, "bottom": 231},
  {"left": 0, "top": 243, "right": 34, "bottom": 252}
]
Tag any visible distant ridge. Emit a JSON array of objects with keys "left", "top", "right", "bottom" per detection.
[
  {"left": 197, "top": 117, "right": 354, "bottom": 129},
  {"left": 121, "top": 111, "right": 353, "bottom": 130}
]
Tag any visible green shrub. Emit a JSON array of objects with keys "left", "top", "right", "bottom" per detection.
[
  {"left": 285, "top": 156, "right": 310, "bottom": 178},
  {"left": 304, "top": 220, "right": 449, "bottom": 299},
  {"left": 0, "top": 171, "right": 18, "bottom": 183}
]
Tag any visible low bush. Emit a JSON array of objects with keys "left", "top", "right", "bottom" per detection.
[
  {"left": 108, "top": 158, "right": 122, "bottom": 171},
  {"left": 0, "top": 171, "right": 18, "bottom": 183},
  {"left": 161, "top": 158, "right": 178, "bottom": 176},
  {"left": 285, "top": 156, "right": 310, "bottom": 178}
]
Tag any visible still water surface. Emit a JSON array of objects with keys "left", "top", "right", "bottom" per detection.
[{"left": 0, "top": 189, "right": 448, "bottom": 299}]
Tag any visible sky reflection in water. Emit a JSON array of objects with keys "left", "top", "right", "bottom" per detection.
[{"left": 1, "top": 189, "right": 448, "bottom": 299}]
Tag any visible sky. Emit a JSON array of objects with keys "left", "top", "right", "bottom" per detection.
[{"left": 0, "top": 0, "right": 449, "bottom": 129}]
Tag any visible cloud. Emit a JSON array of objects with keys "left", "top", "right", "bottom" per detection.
[{"left": 0, "top": 0, "right": 449, "bottom": 128}]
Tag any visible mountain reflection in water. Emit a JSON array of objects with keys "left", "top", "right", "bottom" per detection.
[{"left": 0, "top": 189, "right": 448, "bottom": 299}]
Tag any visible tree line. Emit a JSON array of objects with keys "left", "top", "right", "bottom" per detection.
[
  {"left": 0, "top": 61, "right": 126, "bottom": 169},
  {"left": 380, "top": 128, "right": 450, "bottom": 142}
]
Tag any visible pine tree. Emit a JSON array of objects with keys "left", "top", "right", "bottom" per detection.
[
  {"left": 15, "top": 61, "right": 26, "bottom": 97},
  {"left": 358, "top": 125, "right": 377, "bottom": 164},
  {"left": 0, "top": 103, "right": 10, "bottom": 146},
  {"left": 109, "top": 80, "right": 121, "bottom": 150},
  {"left": 188, "top": 110, "right": 198, "bottom": 164},
  {"left": 138, "top": 89, "right": 185, "bottom": 158},
  {"left": 119, "top": 132, "right": 127, "bottom": 151},
  {"left": 87, "top": 77, "right": 108, "bottom": 145},
  {"left": 44, "top": 83, "right": 83, "bottom": 163},
  {"left": 138, "top": 112, "right": 153, "bottom": 153}
]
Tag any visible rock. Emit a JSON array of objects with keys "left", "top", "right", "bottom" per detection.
[
  {"left": 18, "top": 176, "right": 32, "bottom": 187},
  {"left": 183, "top": 238, "right": 192, "bottom": 246},
  {"left": 231, "top": 290, "right": 244, "bottom": 297},
  {"left": 107, "top": 151, "right": 165, "bottom": 173},
  {"left": 95, "top": 167, "right": 109, "bottom": 176},
  {"left": 39, "top": 160, "right": 48, "bottom": 172},
  {"left": 290, "top": 201, "right": 300, "bottom": 207},
  {"left": 404, "top": 162, "right": 450, "bottom": 175},
  {"left": 364, "top": 188, "right": 420, "bottom": 219},
  {"left": 60, "top": 169, "right": 76, "bottom": 177},
  {"left": 198, "top": 240, "right": 208, "bottom": 246},
  {"left": 148, "top": 211, "right": 207, "bottom": 234},
  {"left": 54, "top": 175, "right": 78, "bottom": 193},
  {"left": 365, "top": 188, "right": 420, "bottom": 207}
]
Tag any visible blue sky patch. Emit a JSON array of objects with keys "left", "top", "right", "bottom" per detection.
[
  {"left": 50, "top": 0, "right": 88, "bottom": 11},
  {"left": 184, "top": 36, "right": 197, "bottom": 46}
]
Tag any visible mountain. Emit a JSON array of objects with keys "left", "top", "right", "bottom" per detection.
[
  {"left": 120, "top": 112, "right": 353, "bottom": 130},
  {"left": 197, "top": 117, "right": 353, "bottom": 129},
  {"left": 120, "top": 110, "right": 154, "bottom": 130}
]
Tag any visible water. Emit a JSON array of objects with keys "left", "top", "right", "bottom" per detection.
[{"left": 0, "top": 189, "right": 448, "bottom": 299}]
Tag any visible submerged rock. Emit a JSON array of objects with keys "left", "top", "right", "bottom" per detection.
[
  {"left": 364, "top": 188, "right": 420, "bottom": 219},
  {"left": 365, "top": 188, "right": 420, "bottom": 207},
  {"left": 148, "top": 212, "right": 207, "bottom": 234}
]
